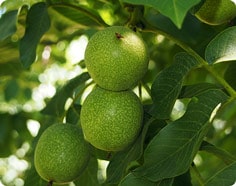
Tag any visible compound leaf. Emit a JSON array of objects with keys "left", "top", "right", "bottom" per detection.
[
  {"left": 179, "top": 83, "right": 222, "bottom": 98},
  {"left": 150, "top": 52, "right": 199, "bottom": 119},
  {"left": 134, "top": 89, "right": 228, "bottom": 182}
]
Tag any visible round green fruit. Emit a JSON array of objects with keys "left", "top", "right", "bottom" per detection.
[
  {"left": 34, "top": 124, "right": 90, "bottom": 184},
  {"left": 80, "top": 87, "right": 143, "bottom": 151},
  {"left": 85, "top": 26, "right": 149, "bottom": 91},
  {"left": 194, "top": 0, "right": 236, "bottom": 25}
]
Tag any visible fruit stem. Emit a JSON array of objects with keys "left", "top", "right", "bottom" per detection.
[
  {"left": 142, "top": 21, "right": 236, "bottom": 98},
  {"left": 47, "top": 180, "right": 53, "bottom": 186},
  {"left": 126, "top": 5, "right": 145, "bottom": 30}
]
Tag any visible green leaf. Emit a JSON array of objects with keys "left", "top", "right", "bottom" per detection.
[
  {"left": 0, "top": 10, "right": 18, "bottom": 41},
  {"left": 51, "top": 3, "right": 107, "bottom": 27},
  {"left": 224, "top": 62, "right": 236, "bottom": 90},
  {"left": 41, "top": 72, "right": 90, "bottom": 117},
  {"left": 179, "top": 83, "right": 222, "bottom": 99},
  {"left": 0, "top": 61, "right": 23, "bottom": 76},
  {"left": 173, "top": 170, "right": 192, "bottom": 186},
  {"left": 120, "top": 173, "right": 174, "bottom": 186},
  {"left": 200, "top": 141, "right": 236, "bottom": 165},
  {"left": 0, "top": 0, "right": 42, "bottom": 12},
  {"left": 4, "top": 79, "right": 19, "bottom": 101},
  {"left": 121, "top": 0, "right": 201, "bottom": 28},
  {"left": 205, "top": 26, "right": 236, "bottom": 64},
  {"left": 0, "top": 114, "right": 13, "bottom": 157},
  {"left": 149, "top": 52, "right": 199, "bottom": 119},
  {"left": 66, "top": 104, "right": 81, "bottom": 125},
  {"left": 24, "top": 165, "right": 49, "bottom": 186},
  {"left": 106, "top": 114, "right": 153, "bottom": 184},
  {"left": 73, "top": 156, "right": 99, "bottom": 186},
  {"left": 205, "top": 161, "right": 236, "bottom": 186},
  {"left": 19, "top": 2, "right": 51, "bottom": 68},
  {"left": 134, "top": 89, "right": 228, "bottom": 182}
]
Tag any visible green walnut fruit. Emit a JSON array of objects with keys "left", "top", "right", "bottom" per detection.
[
  {"left": 34, "top": 124, "right": 90, "bottom": 184},
  {"left": 194, "top": 0, "right": 236, "bottom": 25},
  {"left": 85, "top": 26, "right": 149, "bottom": 91},
  {"left": 80, "top": 87, "right": 143, "bottom": 151}
]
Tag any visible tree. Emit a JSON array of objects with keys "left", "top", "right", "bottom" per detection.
[{"left": 0, "top": 0, "right": 236, "bottom": 185}]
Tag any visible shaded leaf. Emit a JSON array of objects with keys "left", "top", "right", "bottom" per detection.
[
  {"left": 51, "top": 3, "right": 107, "bottom": 27},
  {"left": 121, "top": 0, "right": 201, "bottom": 28},
  {"left": 205, "top": 161, "right": 236, "bottom": 186},
  {"left": 4, "top": 79, "right": 19, "bottom": 101},
  {"left": 106, "top": 113, "right": 154, "bottom": 184},
  {"left": 0, "top": 61, "right": 23, "bottom": 76},
  {"left": 20, "top": 2, "right": 51, "bottom": 68},
  {"left": 0, "top": 10, "right": 18, "bottom": 41},
  {"left": 66, "top": 104, "right": 81, "bottom": 125},
  {"left": 179, "top": 83, "right": 222, "bottom": 99},
  {"left": 200, "top": 141, "right": 236, "bottom": 165},
  {"left": 224, "top": 61, "right": 236, "bottom": 90},
  {"left": 0, "top": 40, "right": 20, "bottom": 64},
  {"left": 120, "top": 173, "right": 174, "bottom": 186},
  {"left": 134, "top": 89, "right": 228, "bottom": 182},
  {"left": 42, "top": 72, "right": 90, "bottom": 117},
  {"left": 150, "top": 52, "right": 199, "bottom": 119},
  {"left": 0, "top": 114, "right": 13, "bottom": 157},
  {"left": 205, "top": 26, "right": 236, "bottom": 64},
  {"left": 73, "top": 156, "right": 99, "bottom": 186},
  {"left": 24, "top": 165, "right": 50, "bottom": 186},
  {"left": 173, "top": 170, "right": 192, "bottom": 186}
]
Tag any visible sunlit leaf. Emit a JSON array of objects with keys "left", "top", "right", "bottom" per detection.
[
  {"left": 0, "top": 10, "right": 18, "bottom": 41},
  {"left": 149, "top": 52, "right": 199, "bottom": 119},
  {"left": 0, "top": 0, "right": 42, "bottom": 11},
  {"left": 51, "top": 3, "right": 107, "bottom": 27},
  {"left": 205, "top": 161, "right": 236, "bottom": 186},
  {"left": 134, "top": 89, "right": 228, "bottom": 182},
  {"left": 121, "top": 0, "right": 201, "bottom": 28},
  {"left": 19, "top": 2, "right": 51, "bottom": 68},
  {"left": 41, "top": 72, "right": 90, "bottom": 117},
  {"left": 205, "top": 26, "right": 236, "bottom": 64}
]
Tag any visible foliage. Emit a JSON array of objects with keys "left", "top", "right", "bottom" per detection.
[{"left": 0, "top": 0, "right": 236, "bottom": 186}]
